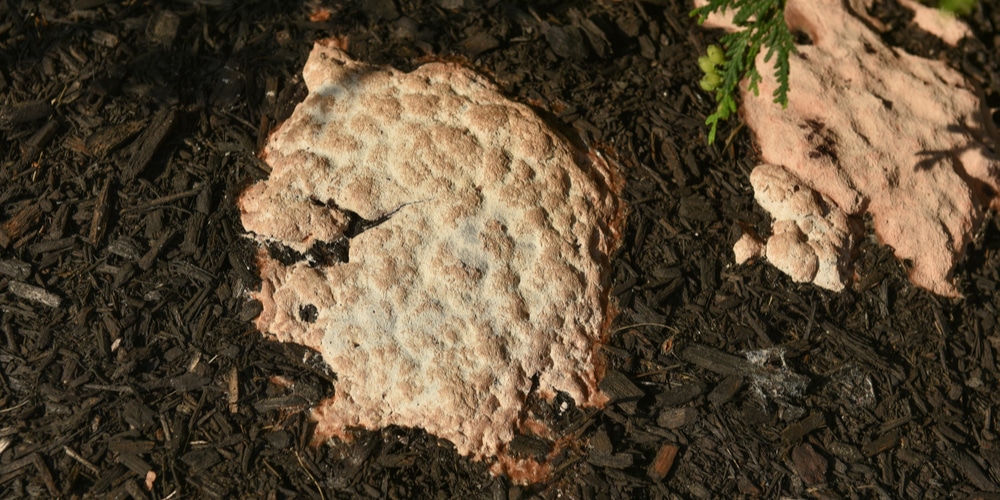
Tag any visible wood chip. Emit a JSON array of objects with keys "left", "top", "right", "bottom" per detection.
[
  {"left": 227, "top": 367, "right": 239, "bottom": 413},
  {"left": 679, "top": 343, "right": 755, "bottom": 376},
  {"left": 862, "top": 429, "right": 900, "bottom": 457},
  {"left": 656, "top": 382, "right": 705, "bottom": 407},
  {"left": 8, "top": 281, "right": 61, "bottom": 307},
  {"left": 588, "top": 452, "right": 634, "bottom": 469},
  {"left": 122, "top": 108, "right": 176, "bottom": 182},
  {"left": 953, "top": 449, "right": 1000, "bottom": 491},
  {"left": 107, "top": 237, "right": 143, "bottom": 260},
  {"left": 648, "top": 443, "right": 679, "bottom": 481},
  {"left": 782, "top": 412, "right": 826, "bottom": 443},
  {"left": 657, "top": 407, "right": 698, "bottom": 429},
  {"left": 118, "top": 453, "right": 153, "bottom": 476},
  {"left": 20, "top": 119, "right": 60, "bottom": 161},
  {"left": 83, "top": 120, "right": 145, "bottom": 158},
  {"left": 181, "top": 213, "right": 205, "bottom": 255},
  {"left": 138, "top": 229, "right": 175, "bottom": 270},
  {"left": 707, "top": 375, "right": 744, "bottom": 404},
  {"left": 0, "top": 259, "right": 31, "bottom": 280},
  {"left": 28, "top": 236, "right": 76, "bottom": 257},
  {"left": 458, "top": 32, "right": 499, "bottom": 58},
  {"left": 73, "top": 0, "right": 117, "bottom": 9},
  {"left": 0, "top": 100, "right": 53, "bottom": 129},
  {"left": 32, "top": 453, "right": 59, "bottom": 497},
  {"left": 109, "top": 439, "right": 155, "bottom": 454},
  {"left": 89, "top": 175, "right": 114, "bottom": 246},
  {"left": 508, "top": 435, "right": 552, "bottom": 459},
  {"left": 180, "top": 448, "right": 221, "bottom": 470},
  {"left": 170, "top": 372, "right": 209, "bottom": 392},
  {"left": 791, "top": 443, "right": 827, "bottom": 485},
  {"left": 599, "top": 369, "right": 645, "bottom": 401},
  {"left": 1, "top": 203, "right": 42, "bottom": 246},
  {"left": 64, "top": 446, "right": 101, "bottom": 476}
]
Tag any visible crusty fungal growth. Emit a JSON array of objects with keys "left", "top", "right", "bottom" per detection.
[
  {"left": 733, "top": 231, "right": 765, "bottom": 265},
  {"left": 898, "top": 0, "right": 972, "bottom": 47},
  {"left": 752, "top": 164, "right": 854, "bottom": 291},
  {"left": 704, "top": 0, "right": 1000, "bottom": 296},
  {"left": 843, "top": 0, "right": 972, "bottom": 47},
  {"left": 239, "top": 41, "right": 624, "bottom": 481}
]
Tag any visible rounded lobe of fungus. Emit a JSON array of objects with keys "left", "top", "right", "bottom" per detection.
[
  {"left": 733, "top": 232, "right": 765, "bottom": 264},
  {"left": 766, "top": 222, "right": 819, "bottom": 283}
]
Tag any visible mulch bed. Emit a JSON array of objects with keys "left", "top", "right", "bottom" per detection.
[{"left": 2, "top": 0, "right": 1000, "bottom": 497}]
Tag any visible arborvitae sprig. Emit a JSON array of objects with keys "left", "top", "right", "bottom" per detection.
[
  {"left": 934, "top": 0, "right": 976, "bottom": 16},
  {"left": 690, "top": 0, "right": 796, "bottom": 144}
]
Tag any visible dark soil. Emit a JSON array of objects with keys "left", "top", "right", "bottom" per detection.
[{"left": 2, "top": 0, "right": 1000, "bottom": 498}]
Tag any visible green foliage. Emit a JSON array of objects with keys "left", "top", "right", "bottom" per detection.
[
  {"left": 698, "top": 44, "right": 726, "bottom": 91},
  {"left": 690, "top": 0, "right": 796, "bottom": 144},
  {"left": 935, "top": 0, "right": 976, "bottom": 16}
]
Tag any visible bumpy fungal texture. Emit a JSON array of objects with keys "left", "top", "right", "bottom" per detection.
[
  {"left": 239, "top": 41, "right": 624, "bottom": 479},
  {"left": 897, "top": 0, "right": 971, "bottom": 47},
  {"left": 843, "top": 0, "right": 971, "bottom": 47},
  {"left": 754, "top": 164, "right": 854, "bottom": 291},
  {"left": 704, "top": 0, "right": 1000, "bottom": 296}
]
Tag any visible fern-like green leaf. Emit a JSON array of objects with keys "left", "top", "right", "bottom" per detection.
[{"left": 690, "top": 0, "right": 796, "bottom": 143}]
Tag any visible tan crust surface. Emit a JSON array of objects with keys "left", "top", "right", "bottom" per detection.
[
  {"left": 238, "top": 41, "right": 624, "bottom": 478},
  {"left": 703, "top": 0, "right": 1000, "bottom": 296},
  {"left": 898, "top": 0, "right": 972, "bottom": 47}
]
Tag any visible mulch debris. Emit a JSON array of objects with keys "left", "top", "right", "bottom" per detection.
[{"left": 2, "top": 0, "right": 1000, "bottom": 497}]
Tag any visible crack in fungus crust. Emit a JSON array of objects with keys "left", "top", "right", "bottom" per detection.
[{"left": 238, "top": 41, "right": 625, "bottom": 483}]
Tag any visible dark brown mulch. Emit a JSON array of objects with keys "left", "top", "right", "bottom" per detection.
[{"left": 2, "top": 0, "right": 1000, "bottom": 498}]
